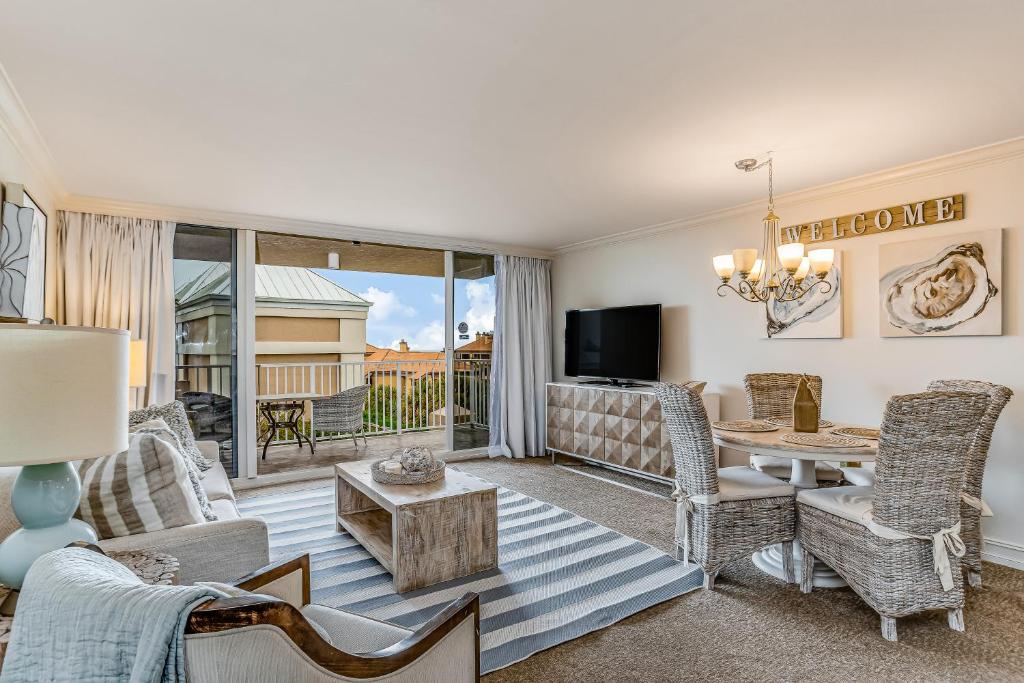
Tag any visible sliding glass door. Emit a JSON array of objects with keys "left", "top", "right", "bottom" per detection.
[
  {"left": 448, "top": 252, "right": 495, "bottom": 453},
  {"left": 172, "top": 225, "right": 239, "bottom": 477}
]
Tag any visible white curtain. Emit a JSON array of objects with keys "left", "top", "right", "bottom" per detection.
[
  {"left": 488, "top": 255, "right": 552, "bottom": 458},
  {"left": 53, "top": 211, "right": 177, "bottom": 407}
]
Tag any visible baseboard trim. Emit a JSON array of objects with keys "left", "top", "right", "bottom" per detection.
[{"left": 981, "top": 538, "right": 1024, "bottom": 571}]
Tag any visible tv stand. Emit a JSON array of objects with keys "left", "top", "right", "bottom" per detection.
[
  {"left": 579, "top": 379, "right": 649, "bottom": 388},
  {"left": 545, "top": 381, "right": 720, "bottom": 482}
]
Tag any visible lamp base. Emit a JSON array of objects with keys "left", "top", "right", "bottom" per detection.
[{"left": 0, "top": 462, "right": 97, "bottom": 588}]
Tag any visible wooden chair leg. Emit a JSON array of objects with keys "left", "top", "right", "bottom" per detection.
[
  {"left": 948, "top": 607, "right": 965, "bottom": 633},
  {"left": 703, "top": 571, "right": 717, "bottom": 591},
  {"left": 799, "top": 546, "right": 815, "bottom": 594},
  {"left": 966, "top": 570, "right": 982, "bottom": 588},
  {"left": 781, "top": 541, "right": 795, "bottom": 584},
  {"left": 881, "top": 616, "right": 898, "bottom": 642}
]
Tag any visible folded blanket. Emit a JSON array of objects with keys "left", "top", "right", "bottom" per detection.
[{"left": 0, "top": 548, "right": 225, "bottom": 683}]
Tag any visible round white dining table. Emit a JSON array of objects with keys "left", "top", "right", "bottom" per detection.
[{"left": 712, "top": 423, "right": 878, "bottom": 588}]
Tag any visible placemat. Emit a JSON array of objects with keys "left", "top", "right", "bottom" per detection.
[{"left": 780, "top": 432, "right": 868, "bottom": 448}]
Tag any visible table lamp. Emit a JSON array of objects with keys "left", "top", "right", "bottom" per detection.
[
  {"left": 0, "top": 323, "right": 128, "bottom": 589},
  {"left": 129, "top": 339, "right": 148, "bottom": 388}
]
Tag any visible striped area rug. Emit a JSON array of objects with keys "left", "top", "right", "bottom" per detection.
[{"left": 236, "top": 481, "right": 701, "bottom": 673}]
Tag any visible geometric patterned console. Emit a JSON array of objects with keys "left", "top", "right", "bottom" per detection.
[{"left": 545, "top": 381, "right": 720, "bottom": 482}]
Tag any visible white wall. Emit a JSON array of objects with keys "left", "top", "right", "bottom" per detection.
[{"left": 552, "top": 141, "right": 1024, "bottom": 567}]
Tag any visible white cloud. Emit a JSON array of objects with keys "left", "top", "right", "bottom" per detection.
[
  {"left": 431, "top": 292, "right": 445, "bottom": 305},
  {"left": 390, "top": 320, "right": 445, "bottom": 351},
  {"left": 359, "top": 287, "right": 416, "bottom": 321},
  {"left": 464, "top": 281, "right": 495, "bottom": 334}
]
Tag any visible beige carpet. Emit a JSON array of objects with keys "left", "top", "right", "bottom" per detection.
[{"left": 240, "top": 458, "right": 1024, "bottom": 682}]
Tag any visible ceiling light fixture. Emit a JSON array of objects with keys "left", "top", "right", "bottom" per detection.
[
  {"left": 713, "top": 155, "right": 835, "bottom": 313},
  {"left": 327, "top": 252, "right": 340, "bottom": 269}
]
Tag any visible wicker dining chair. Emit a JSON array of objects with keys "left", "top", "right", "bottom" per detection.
[
  {"left": 310, "top": 384, "right": 372, "bottom": 449},
  {"left": 926, "top": 380, "right": 1012, "bottom": 588},
  {"left": 656, "top": 382, "right": 796, "bottom": 590},
  {"left": 796, "top": 391, "right": 989, "bottom": 641},
  {"left": 743, "top": 373, "right": 842, "bottom": 484}
]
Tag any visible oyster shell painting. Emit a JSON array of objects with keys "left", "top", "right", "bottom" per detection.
[
  {"left": 879, "top": 229, "right": 1002, "bottom": 337},
  {"left": 766, "top": 253, "right": 842, "bottom": 339}
]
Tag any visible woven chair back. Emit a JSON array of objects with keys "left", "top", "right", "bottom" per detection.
[
  {"left": 873, "top": 391, "right": 989, "bottom": 536},
  {"left": 743, "top": 373, "right": 822, "bottom": 420},
  {"left": 655, "top": 382, "right": 718, "bottom": 498}
]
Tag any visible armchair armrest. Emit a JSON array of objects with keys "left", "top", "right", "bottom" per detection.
[
  {"left": 187, "top": 591, "right": 481, "bottom": 680},
  {"left": 235, "top": 554, "right": 310, "bottom": 609}
]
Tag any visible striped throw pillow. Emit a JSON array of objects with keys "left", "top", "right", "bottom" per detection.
[{"left": 78, "top": 431, "right": 207, "bottom": 540}]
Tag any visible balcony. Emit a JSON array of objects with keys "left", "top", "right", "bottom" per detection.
[{"left": 175, "top": 358, "right": 492, "bottom": 476}]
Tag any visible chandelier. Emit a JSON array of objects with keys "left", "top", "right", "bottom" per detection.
[{"left": 713, "top": 156, "right": 834, "bottom": 307}]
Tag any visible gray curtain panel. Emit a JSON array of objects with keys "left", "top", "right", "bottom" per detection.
[{"left": 489, "top": 255, "right": 552, "bottom": 458}]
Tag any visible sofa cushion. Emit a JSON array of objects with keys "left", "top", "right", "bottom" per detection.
[
  {"left": 78, "top": 432, "right": 207, "bottom": 539},
  {"left": 751, "top": 455, "right": 844, "bottom": 482},
  {"left": 131, "top": 419, "right": 217, "bottom": 521},
  {"left": 796, "top": 485, "right": 875, "bottom": 527},
  {"left": 716, "top": 466, "right": 794, "bottom": 501},
  {"left": 129, "top": 401, "right": 212, "bottom": 472},
  {"left": 201, "top": 461, "right": 236, "bottom": 503},
  {"left": 209, "top": 499, "right": 240, "bottom": 521},
  {"left": 300, "top": 604, "right": 412, "bottom": 654}
]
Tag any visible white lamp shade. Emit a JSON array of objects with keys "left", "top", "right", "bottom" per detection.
[
  {"left": 0, "top": 324, "right": 129, "bottom": 466},
  {"left": 129, "top": 340, "right": 148, "bottom": 388},
  {"left": 327, "top": 252, "right": 340, "bottom": 269},
  {"left": 777, "top": 242, "right": 805, "bottom": 270},
  {"left": 794, "top": 257, "right": 811, "bottom": 281},
  {"left": 712, "top": 254, "right": 735, "bottom": 278},
  {"left": 808, "top": 248, "right": 835, "bottom": 275}
]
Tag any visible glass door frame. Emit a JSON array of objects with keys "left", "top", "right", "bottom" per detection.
[{"left": 235, "top": 239, "right": 489, "bottom": 480}]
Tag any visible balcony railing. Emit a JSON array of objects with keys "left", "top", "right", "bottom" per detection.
[
  {"left": 174, "top": 359, "right": 491, "bottom": 447},
  {"left": 258, "top": 359, "right": 490, "bottom": 442}
]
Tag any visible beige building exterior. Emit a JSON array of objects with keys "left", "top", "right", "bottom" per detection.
[{"left": 175, "top": 264, "right": 371, "bottom": 397}]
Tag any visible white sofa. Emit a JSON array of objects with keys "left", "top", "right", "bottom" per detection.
[{"left": 0, "top": 442, "right": 269, "bottom": 585}]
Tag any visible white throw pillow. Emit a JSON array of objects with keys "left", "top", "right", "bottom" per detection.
[{"left": 78, "top": 431, "right": 207, "bottom": 539}]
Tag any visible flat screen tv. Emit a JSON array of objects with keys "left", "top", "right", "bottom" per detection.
[{"left": 564, "top": 304, "right": 661, "bottom": 385}]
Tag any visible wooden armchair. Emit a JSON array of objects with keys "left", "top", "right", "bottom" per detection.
[{"left": 185, "top": 554, "right": 481, "bottom": 682}]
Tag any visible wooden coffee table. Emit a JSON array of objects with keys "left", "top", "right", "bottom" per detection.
[{"left": 334, "top": 461, "right": 498, "bottom": 593}]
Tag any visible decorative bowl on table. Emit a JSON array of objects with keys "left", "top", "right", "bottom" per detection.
[{"left": 371, "top": 447, "right": 446, "bottom": 485}]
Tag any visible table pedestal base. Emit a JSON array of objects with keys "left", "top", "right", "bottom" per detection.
[{"left": 752, "top": 540, "right": 847, "bottom": 589}]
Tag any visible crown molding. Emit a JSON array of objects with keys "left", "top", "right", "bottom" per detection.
[
  {"left": 59, "top": 194, "right": 554, "bottom": 259},
  {"left": 0, "top": 62, "right": 66, "bottom": 206},
  {"left": 555, "top": 136, "right": 1024, "bottom": 255}
]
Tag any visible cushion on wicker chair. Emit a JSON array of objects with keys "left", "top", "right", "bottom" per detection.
[
  {"left": 840, "top": 463, "right": 877, "bottom": 487},
  {"left": 750, "top": 455, "right": 843, "bottom": 482},
  {"left": 796, "top": 486, "right": 875, "bottom": 526},
  {"left": 716, "top": 466, "right": 794, "bottom": 501}
]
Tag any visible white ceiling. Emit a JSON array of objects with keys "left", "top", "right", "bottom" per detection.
[{"left": 0, "top": 1, "right": 1022, "bottom": 250}]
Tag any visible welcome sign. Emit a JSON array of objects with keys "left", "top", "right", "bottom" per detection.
[{"left": 780, "top": 194, "right": 965, "bottom": 245}]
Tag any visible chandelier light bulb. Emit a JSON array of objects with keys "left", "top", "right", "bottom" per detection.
[
  {"left": 777, "top": 243, "right": 804, "bottom": 271},
  {"left": 808, "top": 248, "right": 835, "bottom": 276},
  {"left": 748, "top": 259, "right": 765, "bottom": 283},
  {"left": 793, "top": 257, "right": 811, "bottom": 282},
  {"left": 713, "top": 254, "right": 735, "bottom": 280}
]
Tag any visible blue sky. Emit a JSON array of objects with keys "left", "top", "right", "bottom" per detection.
[{"left": 316, "top": 269, "right": 494, "bottom": 351}]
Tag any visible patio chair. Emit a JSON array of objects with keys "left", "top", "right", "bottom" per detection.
[{"left": 311, "top": 385, "right": 372, "bottom": 449}]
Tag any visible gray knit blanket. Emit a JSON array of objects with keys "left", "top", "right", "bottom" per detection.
[{"left": 0, "top": 548, "right": 223, "bottom": 683}]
